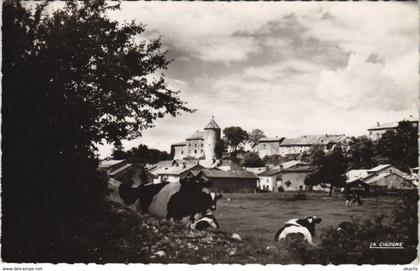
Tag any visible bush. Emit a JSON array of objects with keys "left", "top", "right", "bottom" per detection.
[{"left": 287, "top": 192, "right": 418, "bottom": 264}]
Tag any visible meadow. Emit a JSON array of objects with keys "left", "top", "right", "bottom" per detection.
[{"left": 214, "top": 192, "right": 398, "bottom": 248}]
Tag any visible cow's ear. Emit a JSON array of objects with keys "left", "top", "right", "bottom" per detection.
[
  {"left": 216, "top": 194, "right": 223, "bottom": 200},
  {"left": 314, "top": 217, "right": 322, "bottom": 223}
]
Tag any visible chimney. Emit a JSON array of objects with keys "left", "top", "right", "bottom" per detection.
[{"left": 377, "top": 122, "right": 380, "bottom": 127}]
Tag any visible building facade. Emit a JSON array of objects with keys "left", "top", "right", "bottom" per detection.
[
  {"left": 367, "top": 115, "right": 418, "bottom": 141},
  {"left": 171, "top": 118, "right": 221, "bottom": 163}
]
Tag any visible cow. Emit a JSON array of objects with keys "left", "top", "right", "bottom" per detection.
[
  {"left": 274, "top": 216, "right": 322, "bottom": 245},
  {"left": 106, "top": 179, "right": 222, "bottom": 225},
  {"left": 190, "top": 212, "right": 220, "bottom": 231}
]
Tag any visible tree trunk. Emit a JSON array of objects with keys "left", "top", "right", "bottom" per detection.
[{"left": 329, "top": 184, "right": 333, "bottom": 197}]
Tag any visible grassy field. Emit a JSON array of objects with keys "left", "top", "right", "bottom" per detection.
[{"left": 214, "top": 192, "right": 399, "bottom": 248}]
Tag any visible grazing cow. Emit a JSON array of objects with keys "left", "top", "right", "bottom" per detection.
[
  {"left": 274, "top": 216, "right": 322, "bottom": 245},
  {"left": 106, "top": 179, "right": 222, "bottom": 223},
  {"left": 190, "top": 212, "right": 220, "bottom": 231}
]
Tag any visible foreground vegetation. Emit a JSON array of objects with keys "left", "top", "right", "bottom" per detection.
[{"left": 4, "top": 192, "right": 416, "bottom": 264}]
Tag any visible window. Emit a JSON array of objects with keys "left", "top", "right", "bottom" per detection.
[
  {"left": 200, "top": 149, "right": 203, "bottom": 153},
  {"left": 194, "top": 150, "right": 197, "bottom": 154},
  {"left": 188, "top": 144, "right": 191, "bottom": 147},
  {"left": 195, "top": 143, "right": 197, "bottom": 147},
  {"left": 201, "top": 143, "right": 204, "bottom": 147},
  {"left": 181, "top": 151, "right": 184, "bottom": 154}
]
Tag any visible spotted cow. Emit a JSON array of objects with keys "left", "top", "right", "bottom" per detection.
[
  {"left": 274, "top": 216, "right": 322, "bottom": 245},
  {"left": 107, "top": 179, "right": 222, "bottom": 224}
]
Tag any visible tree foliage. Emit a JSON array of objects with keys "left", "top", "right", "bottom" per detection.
[
  {"left": 112, "top": 144, "right": 171, "bottom": 164},
  {"left": 346, "top": 136, "right": 376, "bottom": 170},
  {"left": 222, "top": 126, "right": 249, "bottom": 154},
  {"left": 2, "top": 0, "right": 192, "bottom": 222},
  {"left": 376, "top": 121, "right": 418, "bottom": 172},
  {"left": 248, "top": 129, "right": 265, "bottom": 148},
  {"left": 241, "top": 152, "right": 265, "bottom": 167},
  {"left": 304, "top": 146, "right": 347, "bottom": 196}
]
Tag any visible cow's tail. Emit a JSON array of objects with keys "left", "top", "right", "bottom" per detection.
[{"left": 274, "top": 226, "right": 286, "bottom": 242}]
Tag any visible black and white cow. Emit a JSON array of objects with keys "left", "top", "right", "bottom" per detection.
[
  {"left": 107, "top": 179, "right": 222, "bottom": 224},
  {"left": 190, "top": 212, "right": 220, "bottom": 231},
  {"left": 274, "top": 216, "right": 322, "bottom": 245}
]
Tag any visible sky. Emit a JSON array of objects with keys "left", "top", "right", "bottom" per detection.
[{"left": 96, "top": 2, "right": 418, "bottom": 158}]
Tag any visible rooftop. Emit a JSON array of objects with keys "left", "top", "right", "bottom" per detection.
[
  {"left": 186, "top": 130, "right": 207, "bottom": 140},
  {"left": 258, "top": 137, "right": 285, "bottom": 143},
  {"left": 204, "top": 118, "right": 220, "bottom": 130},
  {"left": 149, "top": 160, "right": 201, "bottom": 176},
  {"left": 192, "top": 168, "right": 258, "bottom": 180},
  {"left": 280, "top": 134, "right": 346, "bottom": 146}
]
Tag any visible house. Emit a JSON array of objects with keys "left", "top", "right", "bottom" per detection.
[
  {"left": 108, "top": 163, "right": 154, "bottom": 186},
  {"left": 346, "top": 169, "right": 369, "bottom": 183},
  {"left": 278, "top": 134, "right": 347, "bottom": 157},
  {"left": 257, "top": 167, "right": 281, "bottom": 192},
  {"left": 187, "top": 168, "right": 258, "bottom": 193},
  {"left": 244, "top": 167, "right": 267, "bottom": 175},
  {"left": 367, "top": 115, "right": 418, "bottom": 141},
  {"left": 279, "top": 164, "right": 318, "bottom": 191},
  {"left": 345, "top": 164, "right": 416, "bottom": 191},
  {"left": 257, "top": 160, "right": 311, "bottom": 192},
  {"left": 171, "top": 118, "right": 221, "bottom": 165},
  {"left": 253, "top": 137, "right": 285, "bottom": 158},
  {"left": 148, "top": 160, "right": 204, "bottom": 184}
]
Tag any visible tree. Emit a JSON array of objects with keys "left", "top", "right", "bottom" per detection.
[
  {"left": 123, "top": 144, "right": 170, "bottom": 164},
  {"left": 241, "top": 152, "right": 265, "bottom": 167},
  {"left": 376, "top": 121, "right": 418, "bottom": 172},
  {"left": 2, "top": 0, "right": 193, "bottom": 257},
  {"left": 248, "top": 129, "right": 265, "bottom": 148},
  {"left": 346, "top": 136, "right": 376, "bottom": 170},
  {"left": 305, "top": 146, "right": 347, "bottom": 196},
  {"left": 215, "top": 138, "right": 227, "bottom": 159},
  {"left": 223, "top": 126, "right": 249, "bottom": 155}
]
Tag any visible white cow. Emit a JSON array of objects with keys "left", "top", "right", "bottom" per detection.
[{"left": 274, "top": 216, "right": 322, "bottom": 245}]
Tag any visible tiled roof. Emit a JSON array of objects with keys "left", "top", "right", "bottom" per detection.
[
  {"left": 281, "top": 160, "right": 307, "bottom": 169},
  {"left": 98, "top": 159, "right": 126, "bottom": 168},
  {"left": 204, "top": 119, "right": 220, "bottom": 130},
  {"left": 367, "top": 164, "right": 391, "bottom": 173},
  {"left": 149, "top": 160, "right": 201, "bottom": 176},
  {"left": 281, "top": 165, "right": 318, "bottom": 173},
  {"left": 258, "top": 137, "right": 285, "bottom": 143},
  {"left": 171, "top": 141, "right": 187, "bottom": 146},
  {"left": 258, "top": 168, "right": 282, "bottom": 176},
  {"left": 193, "top": 168, "right": 258, "bottom": 180},
  {"left": 186, "top": 130, "right": 206, "bottom": 140},
  {"left": 280, "top": 134, "right": 346, "bottom": 146},
  {"left": 244, "top": 167, "right": 267, "bottom": 175},
  {"left": 109, "top": 163, "right": 133, "bottom": 176}
]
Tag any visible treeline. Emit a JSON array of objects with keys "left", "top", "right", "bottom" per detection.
[{"left": 111, "top": 144, "right": 171, "bottom": 164}]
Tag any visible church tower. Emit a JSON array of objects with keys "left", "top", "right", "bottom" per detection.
[{"left": 203, "top": 117, "right": 221, "bottom": 164}]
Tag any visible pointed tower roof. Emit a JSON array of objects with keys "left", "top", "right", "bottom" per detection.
[{"left": 204, "top": 117, "right": 220, "bottom": 130}]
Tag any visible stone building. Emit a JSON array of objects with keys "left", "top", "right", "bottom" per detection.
[
  {"left": 171, "top": 118, "right": 221, "bottom": 164},
  {"left": 367, "top": 115, "right": 418, "bottom": 141}
]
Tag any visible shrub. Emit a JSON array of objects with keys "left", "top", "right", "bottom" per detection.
[{"left": 286, "top": 192, "right": 418, "bottom": 264}]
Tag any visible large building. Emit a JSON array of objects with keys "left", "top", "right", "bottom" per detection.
[
  {"left": 253, "top": 134, "right": 346, "bottom": 158},
  {"left": 367, "top": 115, "right": 418, "bottom": 141},
  {"left": 171, "top": 118, "right": 221, "bottom": 163}
]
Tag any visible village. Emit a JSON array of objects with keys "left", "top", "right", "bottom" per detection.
[{"left": 99, "top": 116, "right": 418, "bottom": 196}]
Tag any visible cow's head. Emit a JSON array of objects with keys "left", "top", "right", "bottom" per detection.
[
  {"left": 191, "top": 213, "right": 220, "bottom": 230},
  {"left": 194, "top": 192, "right": 223, "bottom": 213},
  {"left": 296, "top": 216, "right": 322, "bottom": 237},
  {"left": 209, "top": 192, "right": 223, "bottom": 211}
]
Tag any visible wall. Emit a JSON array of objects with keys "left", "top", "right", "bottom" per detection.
[
  {"left": 279, "top": 171, "right": 310, "bottom": 191},
  {"left": 210, "top": 178, "right": 257, "bottom": 193},
  {"left": 186, "top": 139, "right": 205, "bottom": 159},
  {"left": 255, "top": 142, "right": 280, "bottom": 158},
  {"left": 370, "top": 174, "right": 414, "bottom": 190},
  {"left": 173, "top": 145, "right": 186, "bottom": 160},
  {"left": 258, "top": 176, "right": 277, "bottom": 192}
]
